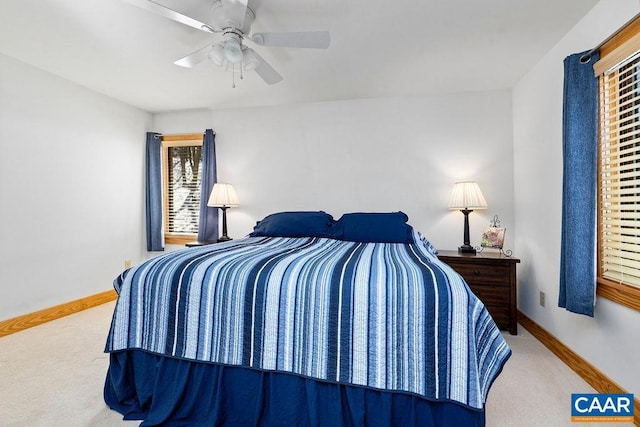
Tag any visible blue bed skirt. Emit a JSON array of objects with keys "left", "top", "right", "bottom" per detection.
[{"left": 104, "top": 350, "right": 485, "bottom": 426}]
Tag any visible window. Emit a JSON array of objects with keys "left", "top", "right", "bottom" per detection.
[
  {"left": 161, "top": 134, "right": 203, "bottom": 245},
  {"left": 595, "top": 18, "right": 640, "bottom": 312}
]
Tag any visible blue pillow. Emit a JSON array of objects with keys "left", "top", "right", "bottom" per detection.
[
  {"left": 249, "top": 211, "right": 335, "bottom": 238},
  {"left": 332, "top": 212, "right": 413, "bottom": 243}
]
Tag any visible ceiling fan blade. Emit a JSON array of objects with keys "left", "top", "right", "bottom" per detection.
[
  {"left": 251, "top": 31, "right": 330, "bottom": 49},
  {"left": 124, "top": 0, "right": 215, "bottom": 33},
  {"left": 245, "top": 48, "right": 283, "bottom": 85},
  {"left": 174, "top": 45, "right": 214, "bottom": 68}
]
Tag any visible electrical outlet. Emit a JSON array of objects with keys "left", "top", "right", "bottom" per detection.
[
  {"left": 539, "top": 291, "right": 546, "bottom": 307},
  {"left": 124, "top": 259, "right": 132, "bottom": 269}
]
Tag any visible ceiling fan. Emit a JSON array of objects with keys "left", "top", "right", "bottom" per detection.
[{"left": 125, "top": 0, "right": 331, "bottom": 86}]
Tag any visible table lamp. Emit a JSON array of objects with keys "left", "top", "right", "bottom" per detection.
[
  {"left": 207, "top": 183, "right": 239, "bottom": 242},
  {"left": 448, "top": 181, "right": 487, "bottom": 254}
]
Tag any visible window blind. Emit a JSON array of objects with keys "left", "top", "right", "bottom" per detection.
[
  {"left": 599, "top": 52, "right": 640, "bottom": 288},
  {"left": 166, "top": 145, "right": 203, "bottom": 234}
]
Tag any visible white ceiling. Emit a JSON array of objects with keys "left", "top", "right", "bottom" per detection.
[{"left": 0, "top": 0, "right": 599, "bottom": 113}]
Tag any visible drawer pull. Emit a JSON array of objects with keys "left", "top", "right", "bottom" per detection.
[{"left": 473, "top": 270, "right": 481, "bottom": 276}]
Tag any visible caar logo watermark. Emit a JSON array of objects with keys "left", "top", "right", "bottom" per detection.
[{"left": 571, "top": 393, "right": 634, "bottom": 423}]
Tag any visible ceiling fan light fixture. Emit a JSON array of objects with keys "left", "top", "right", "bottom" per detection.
[
  {"left": 242, "top": 49, "right": 259, "bottom": 71},
  {"left": 208, "top": 44, "right": 226, "bottom": 67},
  {"left": 224, "top": 39, "right": 243, "bottom": 64}
]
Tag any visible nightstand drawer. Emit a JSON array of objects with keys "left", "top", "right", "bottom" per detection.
[
  {"left": 447, "top": 263, "right": 510, "bottom": 286},
  {"left": 469, "top": 284, "right": 511, "bottom": 306}
]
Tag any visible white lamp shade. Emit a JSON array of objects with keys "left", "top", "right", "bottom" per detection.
[
  {"left": 208, "top": 44, "right": 226, "bottom": 67},
  {"left": 224, "top": 39, "right": 243, "bottom": 64},
  {"left": 448, "top": 181, "right": 488, "bottom": 210},
  {"left": 207, "top": 183, "right": 239, "bottom": 207},
  {"left": 242, "top": 48, "right": 259, "bottom": 71}
]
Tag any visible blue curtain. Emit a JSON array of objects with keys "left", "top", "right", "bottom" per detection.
[
  {"left": 145, "top": 132, "right": 164, "bottom": 251},
  {"left": 559, "top": 50, "right": 599, "bottom": 317},
  {"left": 197, "top": 129, "right": 218, "bottom": 242}
]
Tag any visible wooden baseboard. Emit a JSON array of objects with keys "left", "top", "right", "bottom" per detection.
[
  {"left": 0, "top": 289, "right": 118, "bottom": 338},
  {"left": 518, "top": 310, "right": 640, "bottom": 425}
]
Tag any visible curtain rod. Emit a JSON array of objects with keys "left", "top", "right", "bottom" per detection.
[
  {"left": 153, "top": 130, "right": 215, "bottom": 138},
  {"left": 580, "top": 12, "right": 640, "bottom": 63}
]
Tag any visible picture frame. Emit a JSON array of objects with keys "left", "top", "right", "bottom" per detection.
[{"left": 481, "top": 227, "right": 506, "bottom": 249}]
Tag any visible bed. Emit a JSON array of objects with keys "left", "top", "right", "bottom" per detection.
[{"left": 104, "top": 211, "right": 510, "bottom": 426}]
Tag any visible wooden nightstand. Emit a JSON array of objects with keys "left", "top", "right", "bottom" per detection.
[{"left": 437, "top": 250, "right": 520, "bottom": 335}]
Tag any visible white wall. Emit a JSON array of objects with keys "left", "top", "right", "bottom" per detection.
[
  {"left": 513, "top": 0, "right": 640, "bottom": 396},
  {"left": 0, "top": 54, "right": 151, "bottom": 320},
  {"left": 154, "top": 91, "right": 515, "bottom": 252}
]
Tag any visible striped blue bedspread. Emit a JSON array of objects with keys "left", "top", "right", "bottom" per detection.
[{"left": 105, "top": 232, "right": 510, "bottom": 410}]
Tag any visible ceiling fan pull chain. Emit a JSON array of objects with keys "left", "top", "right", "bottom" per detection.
[{"left": 232, "top": 63, "right": 236, "bottom": 88}]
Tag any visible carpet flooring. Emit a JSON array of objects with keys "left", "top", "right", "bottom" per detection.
[{"left": 0, "top": 301, "right": 622, "bottom": 426}]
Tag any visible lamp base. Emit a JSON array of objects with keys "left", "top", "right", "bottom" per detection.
[
  {"left": 458, "top": 245, "right": 477, "bottom": 255},
  {"left": 217, "top": 206, "right": 232, "bottom": 242}
]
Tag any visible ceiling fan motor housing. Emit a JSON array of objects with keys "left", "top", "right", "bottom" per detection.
[{"left": 210, "top": 0, "right": 255, "bottom": 34}]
